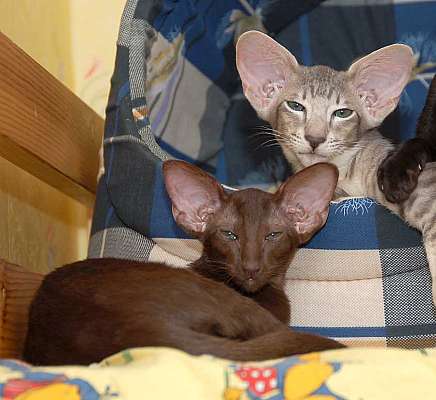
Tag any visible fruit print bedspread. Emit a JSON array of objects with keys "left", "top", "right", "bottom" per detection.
[{"left": 0, "top": 347, "right": 435, "bottom": 399}]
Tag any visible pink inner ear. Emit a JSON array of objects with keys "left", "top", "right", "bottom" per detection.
[
  {"left": 236, "top": 31, "right": 298, "bottom": 113},
  {"left": 355, "top": 68, "right": 406, "bottom": 111},
  {"left": 163, "top": 161, "right": 223, "bottom": 234},
  {"left": 275, "top": 163, "right": 338, "bottom": 242},
  {"left": 242, "top": 69, "right": 286, "bottom": 111},
  {"left": 349, "top": 44, "right": 414, "bottom": 121}
]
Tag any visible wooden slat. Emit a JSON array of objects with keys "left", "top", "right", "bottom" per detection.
[
  {"left": 0, "top": 32, "right": 104, "bottom": 207},
  {"left": 0, "top": 259, "right": 43, "bottom": 359}
]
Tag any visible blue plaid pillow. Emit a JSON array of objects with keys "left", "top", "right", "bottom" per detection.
[{"left": 90, "top": 0, "right": 436, "bottom": 348}]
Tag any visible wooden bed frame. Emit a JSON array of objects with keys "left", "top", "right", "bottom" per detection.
[{"left": 0, "top": 32, "right": 104, "bottom": 358}]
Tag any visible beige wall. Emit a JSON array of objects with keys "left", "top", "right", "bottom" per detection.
[
  {"left": 0, "top": 0, "right": 125, "bottom": 273},
  {"left": 0, "top": 1, "right": 74, "bottom": 88},
  {"left": 70, "top": 0, "right": 126, "bottom": 117}
]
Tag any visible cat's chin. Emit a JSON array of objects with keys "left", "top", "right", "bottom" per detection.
[
  {"left": 240, "top": 278, "right": 262, "bottom": 293},
  {"left": 297, "top": 153, "right": 329, "bottom": 167}
]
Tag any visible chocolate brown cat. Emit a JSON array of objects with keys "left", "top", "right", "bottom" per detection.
[{"left": 24, "top": 160, "right": 343, "bottom": 366}]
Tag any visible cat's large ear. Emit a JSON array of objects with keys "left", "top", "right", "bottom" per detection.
[
  {"left": 236, "top": 30, "right": 298, "bottom": 120},
  {"left": 275, "top": 163, "right": 338, "bottom": 244},
  {"left": 348, "top": 44, "right": 414, "bottom": 128},
  {"left": 163, "top": 160, "right": 225, "bottom": 235}
]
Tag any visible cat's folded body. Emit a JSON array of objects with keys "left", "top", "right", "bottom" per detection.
[
  {"left": 236, "top": 31, "right": 436, "bottom": 303},
  {"left": 24, "top": 161, "right": 344, "bottom": 366},
  {"left": 24, "top": 258, "right": 342, "bottom": 366}
]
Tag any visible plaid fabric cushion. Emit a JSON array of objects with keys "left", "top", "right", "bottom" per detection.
[{"left": 89, "top": 0, "right": 436, "bottom": 347}]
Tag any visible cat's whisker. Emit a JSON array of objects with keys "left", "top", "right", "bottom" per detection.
[
  {"left": 253, "top": 130, "right": 290, "bottom": 141},
  {"left": 254, "top": 126, "right": 291, "bottom": 138},
  {"left": 253, "top": 135, "right": 294, "bottom": 151},
  {"left": 263, "top": 143, "right": 283, "bottom": 149},
  {"left": 250, "top": 131, "right": 280, "bottom": 138},
  {"left": 253, "top": 138, "right": 280, "bottom": 149},
  {"left": 249, "top": 133, "right": 291, "bottom": 148},
  {"left": 204, "top": 259, "right": 234, "bottom": 270},
  {"left": 251, "top": 124, "right": 273, "bottom": 131},
  {"left": 207, "top": 261, "right": 234, "bottom": 270},
  {"left": 251, "top": 126, "right": 276, "bottom": 133},
  {"left": 254, "top": 142, "right": 282, "bottom": 151},
  {"left": 260, "top": 138, "right": 281, "bottom": 146}
]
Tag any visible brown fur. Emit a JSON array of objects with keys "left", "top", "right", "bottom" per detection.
[
  {"left": 190, "top": 187, "right": 299, "bottom": 323},
  {"left": 24, "top": 161, "right": 343, "bottom": 366}
]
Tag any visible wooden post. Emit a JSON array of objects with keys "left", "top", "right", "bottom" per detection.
[{"left": 0, "top": 32, "right": 104, "bottom": 207}]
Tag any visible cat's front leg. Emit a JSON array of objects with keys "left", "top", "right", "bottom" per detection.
[
  {"left": 377, "top": 138, "right": 430, "bottom": 203},
  {"left": 378, "top": 75, "right": 436, "bottom": 204},
  {"left": 251, "top": 284, "right": 290, "bottom": 325}
]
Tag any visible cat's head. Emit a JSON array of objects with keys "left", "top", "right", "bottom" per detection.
[
  {"left": 236, "top": 31, "right": 414, "bottom": 167},
  {"left": 163, "top": 160, "right": 338, "bottom": 292}
]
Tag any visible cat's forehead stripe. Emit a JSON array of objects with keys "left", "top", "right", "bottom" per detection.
[
  {"left": 300, "top": 65, "right": 345, "bottom": 101},
  {"left": 327, "top": 86, "right": 334, "bottom": 101},
  {"left": 310, "top": 84, "right": 315, "bottom": 98}
]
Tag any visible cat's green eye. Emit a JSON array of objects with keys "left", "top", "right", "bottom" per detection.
[
  {"left": 265, "top": 232, "right": 283, "bottom": 241},
  {"left": 285, "top": 101, "right": 305, "bottom": 112},
  {"left": 333, "top": 108, "right": 353, "bottom": 118},
  {"left": 221, "top": 230, "right": 238, "bottom": 241}
]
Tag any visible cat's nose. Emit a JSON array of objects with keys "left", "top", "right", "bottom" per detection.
[
  {"left": 243, "top": 263, "right": 260, "bottom": 279},
  {"left": 305, "top": 134, "right": 326, "bottom": 151}
]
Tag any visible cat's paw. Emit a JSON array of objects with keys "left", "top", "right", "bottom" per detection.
[{"left": 377, "top": 139, "right": 430, "bottom": 203}]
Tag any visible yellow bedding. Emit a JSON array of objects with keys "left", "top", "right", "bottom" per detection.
[{"left": 1, "top": 347, "right": 436, "bottom": 399}]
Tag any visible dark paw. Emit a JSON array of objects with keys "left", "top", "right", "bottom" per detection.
[{"left": 377, "top": 139, "right": 429, "bottom": 203}]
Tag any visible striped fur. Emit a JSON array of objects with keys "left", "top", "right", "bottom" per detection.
[
  {"left": 235, "top": 32, "right": 436, "bottom": 304},
  {"left": 271, "top": 71, "right": 436, "bottom": 305}
]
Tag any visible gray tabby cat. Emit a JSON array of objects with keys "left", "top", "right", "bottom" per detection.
[{"left": 236, "top": 31, "right": 436, "bottom": 304}]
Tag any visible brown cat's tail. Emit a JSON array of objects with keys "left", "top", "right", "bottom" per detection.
[
  {"left": 172, "top": 329, "right": 345, "bottom": 362},
  {"left": 24, "top": 322, "right": 344, "bottom": 365}
]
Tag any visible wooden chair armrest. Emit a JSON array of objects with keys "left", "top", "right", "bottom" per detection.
[{"left": 0, "top": 32, "right": 104, "bottom": 207}]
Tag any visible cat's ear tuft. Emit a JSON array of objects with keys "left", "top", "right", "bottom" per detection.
[
  {"left": 275, "top": 163, "right": 338, "bottom": 244},
  {"left": 236, "top": 30, "right": 298, "bottom": 120},
  {"left": 348, "top": 44, "right": 414, "bottom": 127},
  {"left": 163, "top": 160, "right": 224, "bottom": 236}
]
